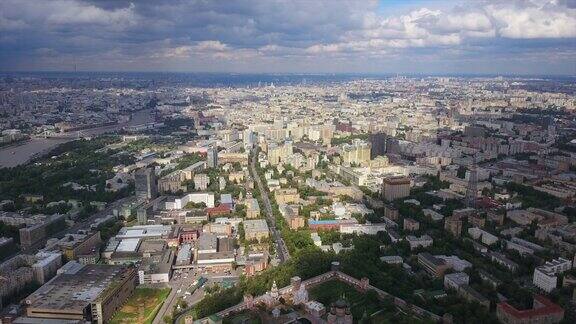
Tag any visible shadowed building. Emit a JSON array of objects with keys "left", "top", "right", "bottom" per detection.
[{"left": 369, "top": 132, "right": 387, "bottom": 159}]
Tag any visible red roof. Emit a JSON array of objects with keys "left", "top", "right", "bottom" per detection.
[
  {"left": 497, "top": 295, "right": 564, "bottom": 319},
  {"left": 207, "top": 204, "right": 232, "bottom": 216},
  {"left": 477, "top": 197, "right": 500, "bottom": 209}
]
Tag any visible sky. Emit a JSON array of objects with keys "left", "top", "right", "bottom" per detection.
[{"left": 0, "top": 0, "right": 575, "bottom": 75}]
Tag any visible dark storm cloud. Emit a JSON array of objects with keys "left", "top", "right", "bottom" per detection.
[{"left": 0, "top": 0, "right": 574, "bottom": 74}]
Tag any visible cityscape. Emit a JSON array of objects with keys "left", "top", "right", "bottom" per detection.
[{"left": 0, "top": 1, "right": 576, "bottom": 324}]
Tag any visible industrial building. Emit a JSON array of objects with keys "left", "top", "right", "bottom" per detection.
[{"left": 25, "top": 262, "right": 136, "bottom": 324}]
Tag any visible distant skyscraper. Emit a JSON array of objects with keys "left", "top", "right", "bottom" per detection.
[
  {"left": 243, "top": 129, "right": 255, "bottom": 149},
  {"left": 341, "top": 139, "right": 371, "bottom": 165},
  {"left": 192, "top": 111, "right": 201, "bottom": 129},
  {"left": 207, "top": 146, "right": 218, "bottom": 168},
  {"left": 465, "top": 158, "right": 478, "bottom": 208},
  {"left": 369, "top": 132, "right": 387, "bottom": 159},
  {"left": 135, "top": 167, "right": 157, "bottom": 201},
  {"left": 385, "top": 137, "right": 400, "bottom": 154}
]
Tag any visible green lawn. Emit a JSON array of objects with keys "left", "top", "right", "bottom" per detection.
[
  {"left": 308, "top": 280, "right": 431, "bottom": 323},
  {"left": 223, "top": 310, "right": 262, "bottom": 324},
  {"left": 109, "top": 287, "right": 171, "bottom": 324}
]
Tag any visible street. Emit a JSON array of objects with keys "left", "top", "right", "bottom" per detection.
[
  {"left": 6, "top": 196, "right": 134, "bottom": 262},
  {"left": 153, "top": 268, "right": 206, "bottom": 324},
  {"left": 154, "top": 269, "right": 241, "bottom": 324},
  {"left": 249, "top": 150, "right": 291, "bottom": 263}
]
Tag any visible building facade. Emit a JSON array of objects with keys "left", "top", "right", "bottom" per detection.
[
  {"left": 135, "top": 167, "right": 158, "bottom": 201},
  {"left": 382, "top": 176, "right": 410, "bottom": 202}
]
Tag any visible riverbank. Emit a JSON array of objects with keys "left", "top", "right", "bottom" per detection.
[{"left": 0, "top": 109, "right": 154, "bottom": 168}]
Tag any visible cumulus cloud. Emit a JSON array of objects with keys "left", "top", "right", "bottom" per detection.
[
  {"left": 157, "top": 40, "right": 256, "bottom": 60},
  {"left": 2, "top": 0, "right": 138, "bottom": 30},
  {"left": 194, "top": 41, "right": 228, "bottom": 52},
  {"left": 303, "top": 0, "right": 576, "bottom": 57},
  {"left": 487, "top": 2, "right": 576, "bottom": 38},
  {"left": 0, "top": 0, "right": 574, "bottom": 74}
]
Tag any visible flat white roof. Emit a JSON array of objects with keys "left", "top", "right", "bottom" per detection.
[
  {"left": 116, "top": 238, "right": 140, "bottom": 252},
  {"left": 117, "top": 225, "right": 171, "bottom": 239}
]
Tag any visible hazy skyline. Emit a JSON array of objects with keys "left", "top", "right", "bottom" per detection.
[{"left": 1, "top": 0, "right": 575, "bottom": 75}]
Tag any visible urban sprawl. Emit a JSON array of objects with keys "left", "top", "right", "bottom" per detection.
[{"left": 0, "top": 75, "right": 576, "bottom": 324}]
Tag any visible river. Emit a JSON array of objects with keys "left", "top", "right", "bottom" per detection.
[{"left": 0, "top": 109, "right": 154, "bottom": 168}]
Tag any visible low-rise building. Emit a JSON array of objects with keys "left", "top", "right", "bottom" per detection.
[
  {"left": 165, "top": 193, "right": 215, "bottom": 209},
  {"left": 274, "top": 188, "right": 300, "bottom": 204},
  {"left": 203, "top": 222, "right": 232, "bottom": 236},
  {"left": 403, "top": 218, "right": 420, "bottom": 231},
  {"left": 444, "top": 216, "right": 463, "bottom": 237},
  {"left": 57, "top": 231, "right": 102, "bottom": 262},
  {"left": 468, "top": 227, "right": 498, "bottom": 245},
  {"left": 380, "top": 255, "right": 403, "bottom": 265},
  {"left": 245, "top": 198, "right": 261, "bottom": 219},
  {"left": 423, "top": 209, "right": 444, "bottom": 221},
  {"left": 278, "top": 204, "right": 305, "bottom": 230},
  {"left": 418, "top": 252, "right": 449, "bottom": 278},
  {"left": 444, "top": 272, "right": 469, "bottom": 290},
  {"left": 407, "top": 235, "right": 433, "bottom": 250},
  {"left": 305, "top": 300, "right": 326, "bottom": 318},
  {"left": 228, "top": 171, "right": 245, "bottom": 183},
  {"left": 384, "top": 205, "right": 399, "bottom": 220},
  {"left": 138, "top": 249, "right": 175, "bottom": 284},
  {"left": 458, "top": 285, "right": 490, "bottom": 308},
  {"left": 243, "top": 219, "right": 270, "bottom": 242},
  {"left": 487, "top": 252, "right": 519, "bottom": 272},
  {"left": 478, "top": 269, "right": 502, "bottom": 288},
  {"left": 533, "top": 257, "right": 572, "bottom": 293},
  {"left": 308, "top": 219, "right": 357, "bottom": 231},
  {"left": 496, "top": 295, "right": 564, "bottom": 324},
  {"left": 243, "top": 252, "right": 269, "bottom": 276},
  {"left": 176, "top": 244, "right": 193, "bottom": 266},
  {"left": 340, "top": 223, "right": 387, "bottom": 235},
  {"left": 197, "top": 233, "right": 218, "bottom": 254},
  {"left": 435, "top": 255, "right": 472, "bottom": 272},
  {"left": 25, "top": 263, "right": 136, "bottom": 324},
  {"left": 196, "top": 251, "right": 235, "bottom": 270}
]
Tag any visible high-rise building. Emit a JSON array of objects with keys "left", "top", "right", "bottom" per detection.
[
  {"left": 135, "top": 167, "right": 157, "bottom": 201},
  {"left": 369, "top": 132, "right": 387, "bottom": 159},
  {"left": 341, "top": 139, "right": 371, "bottom": 165},
  {"left": 207, "top": 146, "right": 218, "bottom": 168},
  {"left": 381, "top": 176, "right": 410, "bottom": 202},
  {"left": 465, "top": 159, "right": 478, "bottom": 208},
  {"left": 194, "top": 173, "right": 210, "bottom": 190},
  {"left": 267, "top": 141, "right": 293, "bottom": 166},
  {"left": 243, "top": 129, "right": 255, "bottom": 149}
]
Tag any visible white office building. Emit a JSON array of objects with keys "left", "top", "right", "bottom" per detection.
[
  {"left": 532, "top": 257, "right": 572, "bottom": 292},
  {"left": 444, "top": 272, "right": 470, "bottom": 290}
]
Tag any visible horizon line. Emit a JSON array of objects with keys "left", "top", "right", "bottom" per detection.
[{"left": 0, "top": 70, "right": 575, "bottom": 78}]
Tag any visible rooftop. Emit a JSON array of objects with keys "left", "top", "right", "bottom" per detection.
[
  {"left": 116, "top": 238, "right": 141, "bottom": 252},
  {"left": 116, "top": 225, "right": 172, "bottom": 239},
  {"left": 243, "top": 219, "right": 269, "bottom": 233},
  {"left": 498, "top": 295, "right": 564, "bottom": 319},
  {"left": 25, "top": 263, "right": 133, "bottom": 313}
]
